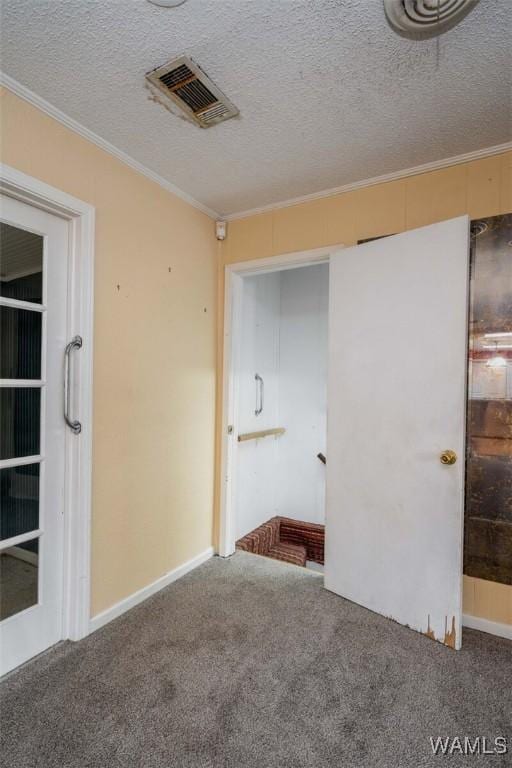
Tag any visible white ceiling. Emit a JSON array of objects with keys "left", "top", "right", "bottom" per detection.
[{"left": 1, "top": 0, "right": 511, "bottom": 217}]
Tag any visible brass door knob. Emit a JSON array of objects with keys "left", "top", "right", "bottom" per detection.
[{"left": 440, "top": 450, "right": 457, "bottom": 465}]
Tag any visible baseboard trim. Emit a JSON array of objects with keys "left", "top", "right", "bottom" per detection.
[
  {"left": 89, "top": 547, "right": 214, "bottom": 634},
  {"left": 462, "top": 613, "right": 512, "bottom": 641}
]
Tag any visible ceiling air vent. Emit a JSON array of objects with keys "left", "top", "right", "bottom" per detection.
[
  {"left": 146, "top": 55, "right": 238, "bottom": 128},
  {"left": 384, "top": 0, "right": 480, "bottom": 39}
]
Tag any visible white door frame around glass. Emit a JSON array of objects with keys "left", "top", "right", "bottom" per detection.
[
  {"left": 0, "top": 164, "right": 95, "bottom": 649},
  {"left": 218, "top": 244, "right": 343, "bottom": 559}
]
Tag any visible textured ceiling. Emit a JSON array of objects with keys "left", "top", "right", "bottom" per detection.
[{"left": 1, "top": 0, "right": 511, "bottom": 216}]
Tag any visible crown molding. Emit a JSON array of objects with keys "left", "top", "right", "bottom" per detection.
[
  {"left": 0, "top": 72, "right": 219, "bottom": 220},
  {"left": 225, "top": 140, "right": 512, "bottom": 221},
  {"left": 2, "top": 71, "right": 510, "bottom": 223}
]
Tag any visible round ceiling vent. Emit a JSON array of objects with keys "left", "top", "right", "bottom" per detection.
[
  {"left": 384, "top": 0, "right": 481, "bottom": 39},
  {"left": 146, "top": 0, "right": 187, "bottom": 7}
]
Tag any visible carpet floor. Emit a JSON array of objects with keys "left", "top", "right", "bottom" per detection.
[{"left": 1, "top": 551, "right": 511, "bottom": 768}]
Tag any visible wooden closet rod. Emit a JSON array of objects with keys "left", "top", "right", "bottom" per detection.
[{"left": 237, "top": 427, "right": 286, "bottom": 443}]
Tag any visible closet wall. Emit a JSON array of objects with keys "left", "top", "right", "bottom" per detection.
[
  {"left": 276, "top": 265, "right": 328, "bottom": 524},
  {"left": 235, "top": 264, "right": 328, "bottom": 540}
]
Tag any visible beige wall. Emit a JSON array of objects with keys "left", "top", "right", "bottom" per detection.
[
  {"left": 218, "top": 150, "right": 512, "bottom": 627},
  {"left": 1, "top": 88, "right": 218, "bottom": 617}
]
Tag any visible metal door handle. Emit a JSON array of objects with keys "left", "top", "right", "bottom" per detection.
[
  {"left": 64, "top": 336, "right": 82, "bottom": 434},
  {"left": 440, "top": 449, "right": 457, "bottom": 465},
  {"left": 255, "top": 373, "right": 264, "bottom": 416}
]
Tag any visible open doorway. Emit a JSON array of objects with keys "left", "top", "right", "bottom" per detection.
[
  {"left": 232, "top": 262, "right": 328, "bottom": 571},
  {"left": 219, "top": 246, "right": 333, "bottom": 564}
]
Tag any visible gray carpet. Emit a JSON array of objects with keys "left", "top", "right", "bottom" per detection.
[{"left": 1, "top": 552, "right": 511, "bottom": 768}]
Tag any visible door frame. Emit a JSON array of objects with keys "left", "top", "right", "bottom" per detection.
[
  {"left": 1, "top": 164, "right": 95, "bottom": 643},
  {"left": 218, "top": 243, "right": 343, "bottom": 558}
]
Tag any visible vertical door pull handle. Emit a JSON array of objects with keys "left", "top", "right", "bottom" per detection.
[
  {"left": 255, "top": 373, "right": 264, "bottom": 416},
  {"left": 64, "top": 336, "right": 82, "bottom": 434}
]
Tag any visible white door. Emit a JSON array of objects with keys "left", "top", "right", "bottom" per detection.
[
  {"left": 0, "top": 195, "right": 69, "bottom": 675},
  {"left": 325, "top": 216, "right": 469, "bottom": 650}
]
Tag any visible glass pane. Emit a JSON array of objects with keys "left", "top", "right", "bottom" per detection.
[
  {"left": 0, "top": 464, "right": 40, "bottom": 540},
  {"left": 0, "top": 306, "right": 42, "bottom": 379},
  {"left": 0, "top": 222, "right": 43, "bottom": 304},
  {"left": 0, "top": 538, "right": 39, "bottom": 620},
  {"left": 0, "top": 389, "right": 41, "bottom": 460},
  {"left": 465, "top": 214, "right": 512, "bottom": 586}
]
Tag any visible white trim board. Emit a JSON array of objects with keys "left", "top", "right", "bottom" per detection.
[
  {"left": 463, "top": 614, "right": 512, "bottom": 641},
  {"left": 227, "top": 244, "right": 339, "bottom": 277},
  {"left": 89, "top": 547, "right": 214, "bottom": 634},
  {"left": 0, "top": 72, "right": 218, "bottom": 220},
  {"left": 225, "top": 141, "right": 512, "bottom": 221},
  {"left": 0, "top": 163, "right": 95, "bottom": 644}
]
